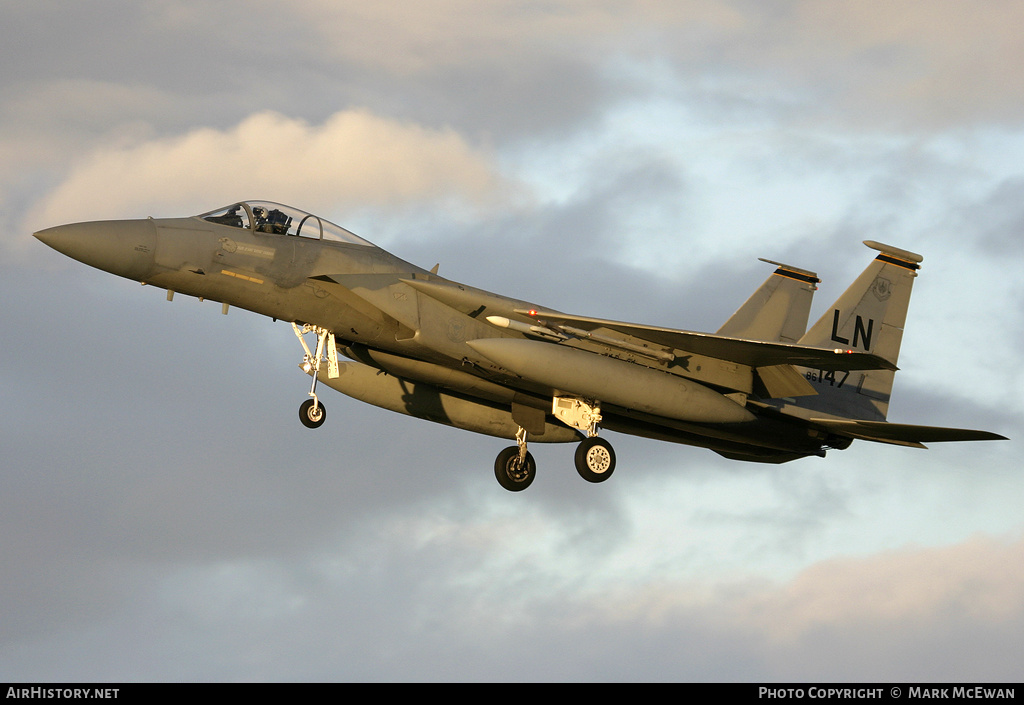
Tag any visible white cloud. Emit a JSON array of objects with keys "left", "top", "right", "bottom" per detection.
[
  {"left": 24, "top": 109, "right": 509, "bottom": 233},
  {"left": 745, "top": 534, "right": 1024, "bottom": 634}
]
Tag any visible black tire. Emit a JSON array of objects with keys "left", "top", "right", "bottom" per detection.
[
  {"left": 299, "top": 399, "right": 326, "bottom": 428},
  {"left": 494, "top": 446, "right": 536, "bottom": 491},
  {"left": 574, "top": 437, "right": 615, "bottom": 483}
]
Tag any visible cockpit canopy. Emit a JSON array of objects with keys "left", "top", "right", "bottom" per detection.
[{"left": 198, "top": 201, "right": 373, "bottom": 247}]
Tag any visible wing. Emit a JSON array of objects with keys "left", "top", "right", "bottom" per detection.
[
  {"left": 515, "top": 309, "right": 897, "bottom": 372},
  {"left": 809, "top": 418, "right": 1009, "bottom": 448}
]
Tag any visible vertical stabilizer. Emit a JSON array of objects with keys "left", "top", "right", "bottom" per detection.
[
  {"left": 717, "top": 260, "right": 819, "bottom": 343},
  {"left": 790, "top": 241, "right": 922, "bottom": 421}
]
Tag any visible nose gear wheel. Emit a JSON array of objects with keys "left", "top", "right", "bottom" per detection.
[{"left": 299, "top": 398, "right": 327, "bottom": 428}]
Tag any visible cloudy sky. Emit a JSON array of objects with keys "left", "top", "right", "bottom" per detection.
[{"left": 2, "top": 1, "right": 1022, "bottom": 682}]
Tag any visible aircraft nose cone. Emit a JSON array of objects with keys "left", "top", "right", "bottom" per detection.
[
  {"left": 34, "top": 223, "right": 89, "bottom": 255},
  {"left": 34, "top": 219, "right": 157, "bottom": 281}
]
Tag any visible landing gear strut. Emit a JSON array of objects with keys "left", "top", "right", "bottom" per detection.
[
  {"left": 494, "top": 426, "right": 536, "bottom": 491},
  {"left": 292, "top": 323, "right": 338, "bottom": 429}
]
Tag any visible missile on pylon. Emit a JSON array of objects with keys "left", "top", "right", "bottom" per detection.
[
  {"left": 466, "top": 338, "right": 756, "bottom": 424},
  {"left": 485, "top": 315, "right": 566, "bottom": 341}
]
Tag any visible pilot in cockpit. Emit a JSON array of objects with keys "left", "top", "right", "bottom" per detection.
[{"left": 253, "top": 206, "right": 293, "bottom": 235}]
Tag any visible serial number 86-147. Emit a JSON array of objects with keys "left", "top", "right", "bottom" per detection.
[{"left": 806, "top": 369, "right": 851, "bottom": 388}]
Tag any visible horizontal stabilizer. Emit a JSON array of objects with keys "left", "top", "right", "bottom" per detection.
[
  {"left": 515, "top": 309, "right": 897, "bottom": 372},
  {"left": 810, "top": 418, "right": 1008, "bottom": 448}
]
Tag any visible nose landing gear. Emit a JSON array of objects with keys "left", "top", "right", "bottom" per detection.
[{"left": 292, "top": 323, "right": 338, "bottom": 430}]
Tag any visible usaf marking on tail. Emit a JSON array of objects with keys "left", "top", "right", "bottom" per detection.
[{"left": 35, "top": 201, "right": 1007, "bottom": 491}]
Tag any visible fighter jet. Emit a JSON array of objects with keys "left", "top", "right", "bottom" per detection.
[{"left": 35, "top": 200, "right": 1006, "bottom": 491}]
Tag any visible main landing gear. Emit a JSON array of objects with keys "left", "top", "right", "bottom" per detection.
[
  {"left": 494, "top": 427, "right": 536, "bottom": 492},
  {"left": 292, "top": 323, "right": 338, "bottom": 429},
  {"left": 575, "top": 436, "right": 616, "bottom": 483},
  {"left": 493, "top": 396, "right": 617, "bottom": 492}
]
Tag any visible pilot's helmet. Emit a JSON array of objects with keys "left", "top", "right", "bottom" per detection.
[{"left": 252, "top": 206, "right": 268, "bottom": 220}]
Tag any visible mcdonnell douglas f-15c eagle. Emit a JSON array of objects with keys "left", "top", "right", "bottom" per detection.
[{"left": 35, "top": 201, "right": 1006, "bottom": 491}]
